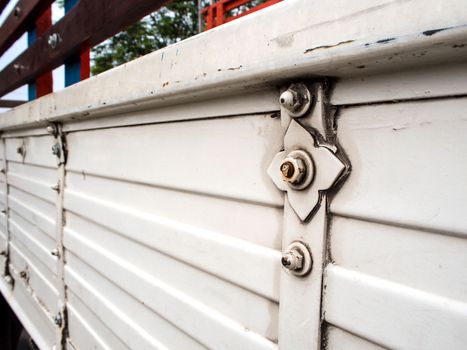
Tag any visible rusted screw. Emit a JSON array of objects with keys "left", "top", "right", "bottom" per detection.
[
  {"left": 280, "top": 156, "right": 306, "bottom": 185},
  {"left": 280, "top": 161, "right": 294, "bottom": 179}
]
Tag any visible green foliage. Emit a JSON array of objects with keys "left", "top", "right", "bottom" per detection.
[{"left": 91, "top": 0, "right": 199, "bottom": 75}]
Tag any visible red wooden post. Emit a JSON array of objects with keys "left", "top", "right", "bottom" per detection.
[{"left": 35, "top": 6, "right": 53, "bottom": 98}]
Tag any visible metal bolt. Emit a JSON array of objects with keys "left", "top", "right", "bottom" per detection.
[
  {"left": 53, "top": 313, "right": 62, "bottom": 327},
  {"left": 17, "top": 145, "right": 26, "bottom": 157},
  {"left": 282, "top": 241, "right": 313, "bottom": 276},
  {"left": 46, "top": 125, "right": 57, "bottom": 135},
  {"left": 281, "top": 249, "right": 303, "bottom": 270},
  {"left": 4, "top": 275, "right": 13, "bottom": 286},
  {"left": 13, "top": 6, "right": 21, "bottom": 17},
  {"left": 279, "top": 83, "right": 312, "bottom": 118},
  {"left": 13, "top": 63, "right": 23, "bottom": 73},
  {"left": 51, "top": 143, "right": 61, "bottom": 157},
  {"left": 280, "top": 156, "right": 306, "bottom": 185},
  {"left": 48, "top": 33, "right": 60, "bottom": 49}
]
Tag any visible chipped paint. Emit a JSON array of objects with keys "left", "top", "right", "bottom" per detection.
[
  {"left": 304, "top": 40, "right": 354, "bottom": 54},
  {"left": 376, "top": 38, "right": 395, "bottom": 44}
]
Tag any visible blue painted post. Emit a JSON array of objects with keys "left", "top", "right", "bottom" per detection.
[
  {"left": 27, "top": 29, "right": 36, "bottom": 100},
  {"left": 64, "top": 0, "right": 89, "bottom": 86}
]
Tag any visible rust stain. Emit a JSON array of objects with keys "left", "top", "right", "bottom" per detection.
[{"left": 304, "top": 40, "right": 354, "bottom": 54}]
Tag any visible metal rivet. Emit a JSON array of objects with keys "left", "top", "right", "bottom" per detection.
[
  {"left": 280, "top": 83, "right": 312, "bottom": 118},
  {"left": 282, "top": 241, "right": 313, "bottom": 276}
]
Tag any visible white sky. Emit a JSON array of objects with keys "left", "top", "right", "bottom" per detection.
[{"left": 0, "top": 1, "right": 65, "bottom": 112}]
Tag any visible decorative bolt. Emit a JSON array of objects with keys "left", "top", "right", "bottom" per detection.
[
  {"left": 48, "top": 33, "right": 60, "bottom": 49},
  {"left": 53, "top": 313, "right": 62, "bottom": 327},
  {"left": 280, "top": 156, "right": 306, "bottom": 185},
  {"left": 279, "top": 83, "right": 312, "bottom": 118},
  {"left": 51, "top": 143, "right": 61, "bottom": 158}
]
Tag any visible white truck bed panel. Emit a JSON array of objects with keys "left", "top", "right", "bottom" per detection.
[{"left": 0, "top": 0, "right": 466, "bottom": 349}]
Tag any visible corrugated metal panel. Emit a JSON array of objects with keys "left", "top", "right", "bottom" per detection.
[
  {"left": 63, "top": 107, "right": 281, "bottom": 349},
  {"left": 324, "top": 71, "right": 467, "bottom": 349},
  {"left": 325, "top": 326, "right": 385, "bottom": 350},
  {"left": 0, "top": 0, "right": 465, "bottom": 349},
  {"left": 3, "top": 134, "right": 58, "bottom": 347}
]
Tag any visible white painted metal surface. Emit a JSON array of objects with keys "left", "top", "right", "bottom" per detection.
[{"left": 0, "top": 0, "right": 466, "bottom": 349}]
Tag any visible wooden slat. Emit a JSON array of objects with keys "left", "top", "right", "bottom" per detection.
[
  {"left": 0, "top": 0, "right": 54, "bottom": 57},
  {"left": 0, "top": 0, "right": 171, "bottom": 98},
  {"left": 0, "top": 99, "right": 26, "bottom": 108}
]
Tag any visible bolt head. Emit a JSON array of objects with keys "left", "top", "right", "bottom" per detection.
[
  {"left": 281, "top": 249, "right": 304, "bottom": 271},
  {"left": 48, "top": 33, "right": 59, "bottom": 49},
  {"left": 280, "top": 90, "right": 296, "bottom": 110},
  {"left": 54, "top": 313, "right": 62, "bottom": 327},
  {"left": 52, "top": 143, "right": 61, "bottom": 157},
  {"left": 46, "top": 125, "right": 56, "bottom": 135},
  {"left": 280, "top": 156, "right": 306, "bottom": 185},
  {"left": 4, "top": 275, "right": 13, "bottom": 286},
  {"left": 279, "top": 83, "right": 312, "bottom": 118}
]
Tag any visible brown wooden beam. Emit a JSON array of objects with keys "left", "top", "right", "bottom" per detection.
[
  {"left": 0, "top": 0, "right": 171, "bottom": 98},
  {"left": 0, "top": 0, "right": 55, "bottom": 57},
  {"left": 0, "top": 99, "right": 27, "bottom": 108}
]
